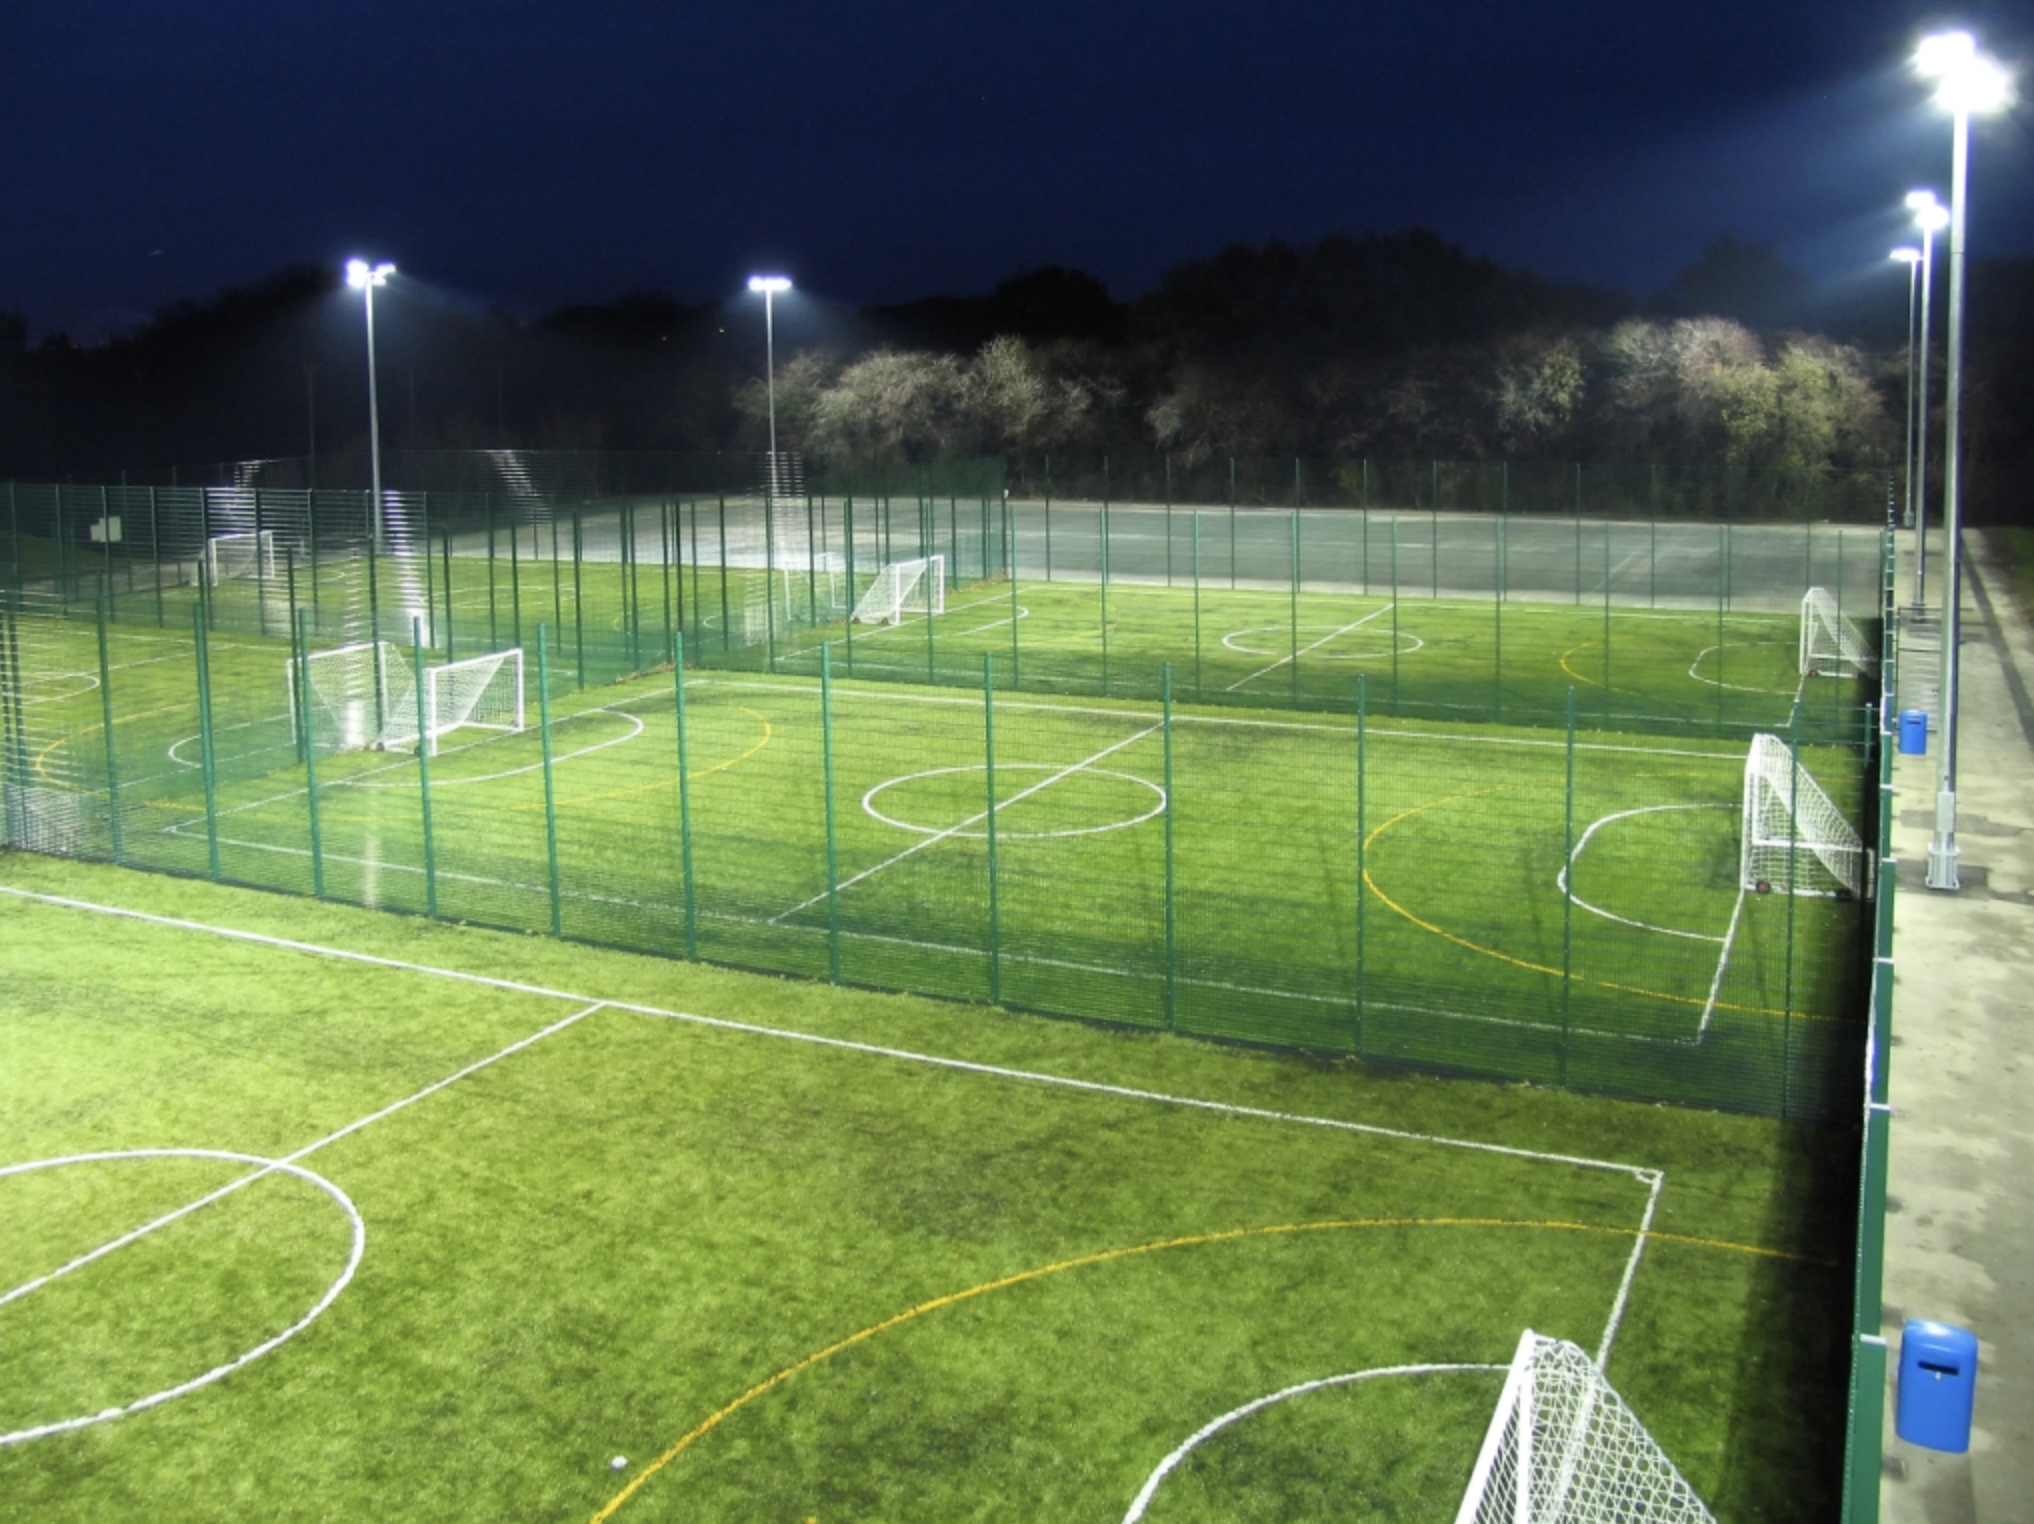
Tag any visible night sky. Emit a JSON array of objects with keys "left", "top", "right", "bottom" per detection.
[{"left": 5, "top": 0, "right": 2029, "bottom": 341}]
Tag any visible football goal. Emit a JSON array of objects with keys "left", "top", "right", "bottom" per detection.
[
  {"left": 851, "top": 554, "right": 946, "bottom": 625},
  {"left": 1741, "top": 732, "right": 1866, "bottom": 898},
  {"left": 1454, "top": 1331, "right": 1715, "bottom": 1524},
  {"left": 1798, "top": 588, "right": 1875, "bottom": 678},
  {"left": 206, "top": 530, "right": 277, "bottom": 586},
  {"left": 289, "top": 643, "right": 524, "bottom": 755}
]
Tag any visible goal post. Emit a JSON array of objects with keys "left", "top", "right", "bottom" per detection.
[
  {"left": 288, "top": 643, "right": 523, "bottom": 755},
  {"left": 1798, "top": 587, "right": 1875, "bottom": 678},
  {"left": 850, "top": 554, "right": 946, "bottom": 626},
  {"left": 206, "top": 530, "right": 278, "bottom": 586},
  {"left": 1454, "top": 1331, "right": 1716, "bottom": 1524},
  {"left": 1741, "top": 732, "right": 1866, "bottom": 898}
]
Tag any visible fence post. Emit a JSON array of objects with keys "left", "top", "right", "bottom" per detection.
[
  {"left": 1783, "top": 703, "right": 1801, "bottom": 1117},
  {"left": 1006, "top": 492, "right": 1021, "bottom": 687},
  {"left": 1288, "top": 509, "right": 1301, "bottom": 709},
  {"left": 1560, "top": 685, "right": 1575, "bottom": 1087},
  {"left": 1228, "top": 457, "right": 1238, "bottom": 591},
  {"left": 822, "top": 642, "right": 841, "bottom": 982},
  {"left": 533, "top": 625, "right": 564, "bottom": 936},
  {"left": 1192, "top": 510, "right": 1203, "bottom": 700},
  {"left": 984, "top": 651, "right": 1001, "bottom": 1006},
  {"left": 1099, "top": 465, "right": 1111, "bottom": 696},
  {"left": 1162, "top": 662, "right": 1176, "bottom": 1032},
  {"left": 1390, "top": 519, "right": 1401, "bottom": 711},
  {"left": 191, "top": 603, "right": 222, "bottom": 881},
  {"left": 442, "top": 532, "right": 455, "bottom": 663},
  {"left": 95, "top": 593, "right": 123, "bottom": 863},
  {"left": 296, "top": 608, "right": 326, "bottom": 899},
  {"left": 412, "top": 619, "right": 438, "bottom": 919},
  {"left": 1164, "top": 454, "right": 1174, "bottom": 587},
  {"left": 1355, "top": 673, "right": 1367, "bottom": 1056},
  {"left": 674, "top": 632, "right": 698, "bottom": 959},
  {"left": 1043, "top": 456, "right": 1053, "bottom": 582},
  {"left": 571, "top": 507, "right": 586, "bottom": 689},
  {"left": 149, "top": 487, "right": 165, "bottom": 627}
]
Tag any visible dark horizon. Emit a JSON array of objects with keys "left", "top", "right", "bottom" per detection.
[{"left": 6, "top": 1, "right": 2030, "bottom": 345}]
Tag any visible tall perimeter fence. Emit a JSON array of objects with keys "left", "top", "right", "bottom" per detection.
[{"left": 0, "top": 446, "right": 1900, "bottom": 1517}]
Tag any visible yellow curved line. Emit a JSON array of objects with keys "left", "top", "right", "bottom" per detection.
[
  {"left": 591, "top": 1214, "right": 1828, "bottom": 1521},
  {"left": 518, "top": 706, "right": 774, "bottom": 812},
  {"left": 32, "top": 700, "right": 194, "bottom": 788},
  {"left": 1557, "top": 641, "right": 1647, "bottom": 699},
  {"left": 1362, "top": 792, "right": 1830, "bottom": 1023}
]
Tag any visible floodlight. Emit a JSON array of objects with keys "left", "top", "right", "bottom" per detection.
[
  {"left": 1917, "top": 31, "right": 2014, "bottom": 114},
  {"left": 1891, "top": 247, "right": 1922, "bottom": 264},
  {"left": 346, "top": 259, "right": 395, "bottom": 290},
  {"left": 747, "top": 275, "right": 792, "bottom": 293},
  {"left": 1907, "top": 191, "right": 1950, "bottom": 232}
]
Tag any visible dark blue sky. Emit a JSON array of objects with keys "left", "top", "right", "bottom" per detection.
[{"left": 4, "top": 0, "right": 2028, "bottom": 340}]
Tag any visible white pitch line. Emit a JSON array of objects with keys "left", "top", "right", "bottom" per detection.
[
  {"left": 1559, "top": 805, "right": 1729, "bottom": 943},
  {"left": 1222, "top": 606, "right": 1391, "bottom": 692},
  {"left": 1697, "top": 884, "right": 1750, "bottom": 1039},
  {"left": 1594, "top": 1166, "right": 1665, "bottom": 1368},
  {"left": 766, "top": 721, "right": 1162, "bottom": 925},
  {"left": 1120, "top": 1363, "right": 1505, "bottom": 1523},
  {"left": 0, "top": 1000, "right": 605, "bottom": 1316},
  {"left": 0, "top": 884, "right": 1656, "bottom": 1182}
]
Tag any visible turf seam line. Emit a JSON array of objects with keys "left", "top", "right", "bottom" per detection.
[{"left": 0, "top": 884, "right": 1655, "bottom": 1181}]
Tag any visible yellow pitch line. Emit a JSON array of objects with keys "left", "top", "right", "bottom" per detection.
[
  {"left": 1362, "top": 792, "right": 1826, "bottom": 1023},
  {"left": 33, "top": 701, "right": 198, "bottom": 787},
  {"left": 1557, "top": 642, "right": 1649, "bottom": 698},
  {"left": 514, "top": 707, "right": 775, "bottom": 812},
  {"left": 590, "top": 1214, "right": 1827, "bottom": 1521}
]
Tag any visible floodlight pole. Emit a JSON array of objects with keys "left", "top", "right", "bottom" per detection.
[
  {"left": 1926, "top": 116, "right": 1972, "bottom": 890},
  {"left": 348, "top": 259, "right": 396, "bottom": 555},
  {"left": 1907, "top": 206, "right": 1940, "bottom": 612},
  {"left": 747, "top": 275, "right": 792, "bottom": 513},
  {"left": 1891, "top": 252, "right": 1919, "bottom": 533}
]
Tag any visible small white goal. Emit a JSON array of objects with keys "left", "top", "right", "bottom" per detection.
[
  {"left": 206, "top": 530, "right": 277, "bottom": 586},
  {"left": 289, "top": 643, "right": 524, "bottom": 756},
  {"left": 1798, "top": 588, "right": 1875, "bottom": 678},
  {"left": 1454, "top": 1330, "right": 1716, "bottom": 1524},
  {"left": 1741, "top": 732, "right": 1866, "bottom": 898},
  {"left": 850, "top": 555, "right": 946, "bottom": 626}
]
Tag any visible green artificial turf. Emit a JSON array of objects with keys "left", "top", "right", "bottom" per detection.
[
  {"left": 7, "top": 592, "right": 1868, "bottom": 1116},
  {"left": 0, "top": 855, "right": 1855, "bottom": 1522}
]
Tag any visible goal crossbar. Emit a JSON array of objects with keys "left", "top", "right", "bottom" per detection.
[
  {"left": 1454, "top": 1330, "right": 1716, "bottom": 1524},
  {"left": 289, "top": 643, "right": 524, "bottom": 755},
  {"left": 1798, "top": 587, "right": 1875, "bottom": 678},
  {"left": 851, "top": 554, "right": 946, "bottom": 625},
  {"left": 206, "top": 530, "right": 277, "bottom": 585},
  {"left": 1741, "top": 732, "right": 1865, "bottom": 897}
]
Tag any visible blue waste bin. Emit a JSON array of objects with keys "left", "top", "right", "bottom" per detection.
[
  {"left": 1897, "top": 1320, "right": 1978, "bottom": 1452},
  {"left": 1898, "top": 709, "right": 1929, "bottom": 756}
]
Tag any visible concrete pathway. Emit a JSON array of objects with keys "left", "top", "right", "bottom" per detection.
[{"left": 1881, "top": 529, "right": 2034, "bottom": 1523}]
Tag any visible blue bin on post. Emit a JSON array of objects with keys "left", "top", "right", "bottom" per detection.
[
  {"left": 1897, "top": 1320, "right": 1978, "bottom": 1451},
  {"left": 1898, "top": 709, "right": 1929, "bottom": 756}
]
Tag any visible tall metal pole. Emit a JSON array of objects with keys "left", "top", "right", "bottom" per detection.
[
  {"left": 1895, "top": 255, "right": 1918, "bottom": 532},
  {"left": 1911, "top": 220, "right": 1937, "bottom": 612},
  {"left": 763, "top": 286, "right": 779, "bottom": 511},
  {"left": 364, "top": 278, "right": 385, "bottom": 554},
  {"left": 1925, "top": 112, "right": 1973, "bottom": 891}
]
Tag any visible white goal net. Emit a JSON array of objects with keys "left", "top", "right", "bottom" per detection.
[
  {"left": 206, "top": 530, "right": 277, "bottom": 585},
  {"left": 1798, "top": 588, "right": 1875, "bottom": 678},
  {"left": 850, "top": 554, "right": 946, "bottom": 625},
  {"left": 1454, "top": 1331, "right": 1715, "bottom": 1524},
  {"left": 289, "top": 643, "right": 524, "bottom": 756},
  {"left": 1741, "top": 732, "right": 1865, "bottom": 897}
]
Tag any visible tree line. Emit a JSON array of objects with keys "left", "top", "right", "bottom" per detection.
[{"left": 4, "top": 230, "right": 2030, "bottom": 520}]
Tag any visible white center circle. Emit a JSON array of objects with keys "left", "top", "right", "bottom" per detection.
[
  {"left": 864, "top": 765, "right": 1166, "bottom": 839},
  {"left": 18, "top": 671, "right": 100, "bottom": 704},
  {"left": 0, "top": 1147, "right": 365, "bottom": 1447},
  {"left": 1222, "top": 625, "right": 1423, "bottom": 660}
]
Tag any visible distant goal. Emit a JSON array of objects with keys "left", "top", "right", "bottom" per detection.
[
  {"left": 1798, "top": 588, "right": 1875, "bottom": 678},
  {"left": 851, "top": 554, "right": 946, "bottom": 625},
  {"left": 289, "top": 642, "right": 524, "bottom": 756},
  {"left": 206, "top": 530, "right": 277, "bottom": 586},
  {"left": 1741, "top": 732, "right": 1866, "bottom": 898}
]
